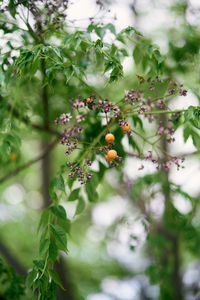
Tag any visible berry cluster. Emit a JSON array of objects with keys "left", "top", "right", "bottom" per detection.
[
  {"left": 55, "top": 77, "right": 188, "bottom": 184},
  {"left": 67, "top": 161, "right": 93, "bottom": 185}
]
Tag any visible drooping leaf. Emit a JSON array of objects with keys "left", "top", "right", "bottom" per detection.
[
  {"left": 68, "top": 188, "right": 80, "bottom": 202},
  {"left": 75, "top": 197, "right": 85, "bottom": 215},
  {"left": 49, "top": 269, "right": 65, "bottom": 290},
  {"left": 39, "top": 238, "right": 50, "bottom": 257},
  {"left": 50, "top": 205, "right": 67, "bottom": 220},
  {"left": 49, "top": 241, "right": 58, "bottom": 263},
  {"left": 50, "top": 225, "right": 67, "bottom": 250},
  {"left": 26, "top": 269, "right": 37, "bottom": 288}
]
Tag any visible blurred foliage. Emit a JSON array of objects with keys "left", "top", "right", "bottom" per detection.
[{"left": 0, "top": 0, "right": 200, "bottom": 299}]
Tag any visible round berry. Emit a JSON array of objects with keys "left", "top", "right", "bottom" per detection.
[
  {"left": 105, "top": 133, "right": 115, "bottom": 144},
  {"left": 107, "top": 150, "right": 117, "bottom": 161},
  {"left": 86, "top": 98, "right": 93, "bottom": 103},
  {"left": 105, "top": 155, "right": 112, "bottom": 162},
  {"left": 10, "top": 153, "right": 17, "bottom": 161},
  {"left": 122, "top": 123, "right": 131, "bottom": 132}
]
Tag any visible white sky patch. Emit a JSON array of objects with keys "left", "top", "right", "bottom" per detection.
[
  {"left": 169, "top": 158, "right": 200, "bottom": 197},
  {"left": 87, "top": 294, "right": 113, "bottom": 300},
  {"left": 3, "top": 184, "right": 25, "bottom": 205},
  {"left": 123, "top": 157, "right": 157, "bottom": 181},
  {"left": 102, "top": 277, "right": 140, "bottom": 300},
  {"left": 173, "top": 193, "right": 193, "bottom": 215},
  {"left": 92, "top": 195, "right": 129, "bottom": 227}
]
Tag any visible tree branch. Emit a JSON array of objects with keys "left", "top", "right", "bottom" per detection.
[{"left": 0, "top": 138, "right": 59, "bottom": 184}]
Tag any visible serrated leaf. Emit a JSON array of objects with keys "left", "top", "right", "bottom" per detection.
[
  {"left": 49, "top": 175, "right": 65, "bottom": 199},
  {"left": 132, "top": 116, "right": 144, "bottom": 130},
  {"left": 128, "top": 136, "right": 141, "bottom": 153},
  {"left": 58, "top": 218, "right": 71, "bottom": 233},
  {"left": 191, "top": 130, "right": 200, "bottom": 149},
  {"left": 68, "top": 188, "right": 80, "bottom": 202},
  {"left": 104, "top": 23, "right": 116, "bottom": 35},
  {"left": 33, "top": 260, "right": 45, "bottom": 270},
  {"left": 95, "top": 39, "right": 103, "bottom": 51},
  {"left": 104, "top": 60, "right": 114, "bottom": 73},
  {"left": 49, "top": 241, "right": 58, "bottom": 263},
  {"left": 64, "top": 66, "right": 74, "bottom": 83},
  {"left": 26, "top": 269, "right": 37, "bottom": 288},
  {"left": 50, "top": 205, "right": 67, "bottom": 220},
  {"left": 50, "top": 225, "right": 67, "bottom": 250},
  {"left": 133, "top": 45, "right": 142, "bottom": 64},
  {"left": 75, "top": 197, "right": 85, "bottom": 215},
  {"left": 39, "top": 238, "right": 50, "bottom": 257},
  {"left": 37, "top": 209, "right": 49, "bottom": 232},
  {"left": 49, "top": 269, "right": 65, "bottom": 290},
  {"left": 184, "top": 106, "right": 195, "bottom": 122},
  {"left": 183, "top": 126, "right": 191, "bottom": 143},
  {"left": 85, "top": 175, "right": 98, "bottom": 202},
  {"left": 118, "top": 26, "right": 143, "bottom": 38},
  {"left": 153, "top": 49, "right": 164, "bottom": 64}
]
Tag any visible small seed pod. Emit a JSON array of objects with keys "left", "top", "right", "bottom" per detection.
[
  {"left": 105, "top": 133, "right": 115, "bottom": 144},
  {"left": 107, "top": 149, "right": 117, "bottom": 161},
  {"left": 122, "top": 123, "right": 131, "bottom": 132}
]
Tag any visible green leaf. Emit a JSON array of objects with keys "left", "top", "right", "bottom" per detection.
[
  {"left": 49, "top": 241, "right": 58, "bottom": 263},
  {"left": 153, "top": 49, "right": 164, "bottom": 64},
  {"left": 26, "top": 269, "right": 37, "bottom": 288},
  {"left": 50, "top": 225, "right": 67, "bottom": 250},
  {"left": 128, "top": 136, "right": 141, "bottom": 153},
  {"left": 49, "top": 175, "right": 65, "bottom": 198},
  {"left": 39, "top": 238, "right": 50, "bottom": 257},
  {"left": 50, "top": 205, "right": 67, "bottom": 220},
  {"left": 33, "top": 260, "right": 45, "bottom": 270},
  {"left": 133, "top": 45, "right": 142, "bottom": 64},
  {"left": 37, "top": 209, "right": 49, "bottom": 232},
  {"left": 75, "top": 197, "right": 85, "bottom": 215},
  {"left": 85, "top": 175, "right": 98, "bottom": 202},
  {"left": 64, "top": 66, "right": 74, "bottom": 83},
  {"left": 104, "top": 61, "right": 114, "bottom": 73},
  {"left": 191, "top": 130, "right": 200, "bottom": 149},
  {"left": 183, "top": 126, "right": 191, "bottom": 143},
  {"left": 58, "top": 218, "right": 71, "bottom": 233},
  {"left": 104, "top": 23, "right": 116, "bottom": 35},
  {"left": 49, "top": 269, "right": 65, "bottom": 290},
  {"left": 184, "top": 106, "right": 195, "bottom": 122},
  {"left": 95, "top": 39, "right": 103, "bottom": 51},
  {"left": 68, "top": 188, "right": 80, "bottom": 202},
  {"left": 132, "top": 116, "right": 144, "bottom": 130},
  {"left": 117, "top": 26, "right": 143, "bottom": 41},
  {"left": 8, "top": 0, "right": 17, "bottom": 18},
  {"left": 0, "top": 69, "right": 5, "bottom": 85}
]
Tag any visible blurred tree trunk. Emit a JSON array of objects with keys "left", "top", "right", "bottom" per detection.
[
  {"left": 40, "top": 61, "right": 77, "bottom": 300},
  {"left": 160, "top": 114, "right": 183, "bottom": 300}
]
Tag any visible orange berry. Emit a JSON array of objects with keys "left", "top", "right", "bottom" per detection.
[
  {"left": 122, "top": 123, "right": 131, "bottom": 132},
  {"left": 10, "top": 153, "right": 17, "bottom": 161},
  {"left": 107, "top": 149, "right": 117, "bottom": 161},
  {"left": 86, "top": 98, "right": 93, "bottom": 103},
  {"left": 105, "top": 155, "right": 112, "bottom": 162},
  {"left": 105, "top": 133, "right": 115, "bottom": 144}
]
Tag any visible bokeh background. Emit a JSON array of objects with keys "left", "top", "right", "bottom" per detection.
[{"left": 0, "top": 0, "right": 200, "bottom": 299}]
